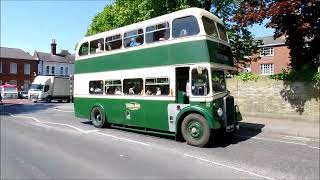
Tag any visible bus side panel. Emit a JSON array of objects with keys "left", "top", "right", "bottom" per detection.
[
  {"left": 144, "top": 100, "right": 174, "bottom": 131},
  {"left": 74, "top": 97, "right": 91, "bottom": 119}
]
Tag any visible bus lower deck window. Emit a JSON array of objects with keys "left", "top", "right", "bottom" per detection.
[{"left": 89, "top": 80, "right": 104, "bottom": 94}]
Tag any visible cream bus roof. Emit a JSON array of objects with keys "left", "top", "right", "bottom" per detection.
[{"left": 80, "top": 7, "right": 223, "bottom": 43}]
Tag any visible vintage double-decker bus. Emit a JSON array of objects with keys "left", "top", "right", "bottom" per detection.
[{"left": 74, "top": 7, "right": 242, "bottom": 147}]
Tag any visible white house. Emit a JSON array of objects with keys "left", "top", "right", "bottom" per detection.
[{"left": 34, "top": 39, "right": 74, "bottom": 77}]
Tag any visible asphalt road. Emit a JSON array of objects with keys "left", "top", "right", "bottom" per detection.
[{"left": 1, "top": 102, "right": 319, "bottom": 179}]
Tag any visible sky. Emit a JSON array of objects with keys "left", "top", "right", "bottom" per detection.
[{"left": 1, "top": 0, "right": 274, "bottom": 55}]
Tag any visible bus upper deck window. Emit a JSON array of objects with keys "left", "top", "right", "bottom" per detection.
[
  {"left": 90, "top": 38, "right": 104, "bottom": 54},
  {"left": 79, "top": 42, "right": 89, "bottom": 56},
  {"left": 172, "top": 16, "right": 200, "bottom": 38},
  {"left": 106, "top": 34, "right": 122, "bottom": 51},
  {"left": 124, "top": 29, "right": 144, "bottom": 48},
  {"left": 217, "top": 23, "right": 228, "bottom": 42},
  {"left": 202, "top": 16, "right": 218, "bottom": 38},
  {"left": 146, "top": 22, "right": 170, "bottom": 43}
]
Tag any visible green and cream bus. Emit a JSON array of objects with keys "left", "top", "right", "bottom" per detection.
[{"left": 74, "top": 7, "right": 242, "bottom": 147}]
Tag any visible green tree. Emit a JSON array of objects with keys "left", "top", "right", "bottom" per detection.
[
  {"left": 234, "top": 0, "right": 320, "bottom": 71},
  {"left": 86, "top": 0, "right": 261, "bottom": 70}
]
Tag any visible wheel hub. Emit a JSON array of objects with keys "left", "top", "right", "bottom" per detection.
[{"left": 187, "top": 121, "right": 203, "bottom": 139}]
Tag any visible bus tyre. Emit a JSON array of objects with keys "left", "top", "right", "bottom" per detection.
[
  {"left": 91, "top": 107, "right": 107, "bottom": 128},
  {"left": 181, "top": 114, "right": 211, "bottom": 147}
]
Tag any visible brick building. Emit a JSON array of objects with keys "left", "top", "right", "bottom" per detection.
[
  {"left": 245, "top": 36, "right": 291, "bottom": 75},
  {"left": 0, "top": 47, "right": 37, "bottom": 91}
]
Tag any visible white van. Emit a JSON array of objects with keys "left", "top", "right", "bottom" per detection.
[{"left": 28, "top": 76, "right": 72, "bottom": 103}]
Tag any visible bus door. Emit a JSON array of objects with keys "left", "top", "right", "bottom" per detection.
[{"left": 175, "top": 67, "right": 190, "bottom": 104}]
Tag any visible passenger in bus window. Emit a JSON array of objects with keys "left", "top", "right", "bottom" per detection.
[
  {"left": 96, "top": 43, "right": 103, "bottom": 53},
  {"left": 106, "top": 42, "right": 111, "bottom": 51},
  {"left": 114, "top": 87, "right": 121, "bottom": 95},
  {"left": 129, "top": 87, "right": 134, "bottom": 94},
  {"left": 130, "top": 37, "right": 141, "bottom": 47},
  {"left": 156, "top": 87, "right": 161, "bottom": 95},
  {"left": 180, "top": 29, "right": 188, "bottom": 37}
]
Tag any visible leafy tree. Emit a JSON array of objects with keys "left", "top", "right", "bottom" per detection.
[
  {"left": 234, "top": 0, "right": 320, "bottom": 71},
  {"left": 86, "top": 0, "right": 261, "bottom": 71}
]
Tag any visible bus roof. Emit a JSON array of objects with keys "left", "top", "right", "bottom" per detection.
[{"left": 80, "top": 7, "right": 223, "bottom": 44}]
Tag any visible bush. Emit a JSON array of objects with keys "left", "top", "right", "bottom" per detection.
[
  {"left": 269, "top": 66, "right": 319, "bottom": 81},
  {"left": 235, "top": 72, "right": 259, "bottom": 81}
]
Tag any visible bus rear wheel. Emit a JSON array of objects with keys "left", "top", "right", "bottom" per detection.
[
  {"left": 91, "top": 107, "right": 107, "bottom": 128},
  {"left": 181, "top": 113, "right": 211, "bottom": 147}
]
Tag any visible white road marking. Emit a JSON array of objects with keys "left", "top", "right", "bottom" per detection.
[
  {"left": 6, "top": 112, "right": 150, "bottom": 147},
  {"left": 237, "top": 135, "right": 308, "bottom": 146},
  {"left": 184, "top": 154, "right": 274, "bottom": 180},
  {"left": 96, "top": 132, "right": 151, "bottom": 146},
  {"left": 53, "top": 108, "right": 74, "bottom": 113},
  {"left": 284, "top": 135, "right": 311, "bottom": 141},
  {"left": 6, "top": 113, "right": 96, "bottom": 134},
  {"left": 8, "top": 113, "right": 41, "bottom": 123},
  {"left": 308, "top": 146, "right": 320, "bottom": 150},
  {"left": 42, "top": 122, "right": 98, "bottom": 134}
]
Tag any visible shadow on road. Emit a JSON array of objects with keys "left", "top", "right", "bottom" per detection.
[
  {"left": 206, "top": 122, "right": 265, "bottom": 148},
  {"left": 79, "top": 119, "right": 265, "bottom": 148},
  {"left": 0, "top": 103, "right": 58, "bottom": 116}
]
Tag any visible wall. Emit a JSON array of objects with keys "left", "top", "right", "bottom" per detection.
[
  {"left": 0, "top": 58, "right": 37, "bottom": 91},
  {"left": 227, "top": 78, "right": 320, "bottom": 122}
]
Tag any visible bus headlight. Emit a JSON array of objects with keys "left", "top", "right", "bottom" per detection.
[{"left": 217, "top": 108, "right": 223, "bottom": 117}]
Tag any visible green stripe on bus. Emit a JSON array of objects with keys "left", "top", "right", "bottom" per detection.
[
  {"left": 74, "top": 97, "right": 174, "bottom": 131},
  {"left": 75, "top": 39, "right": 233, "bottom": 74}
]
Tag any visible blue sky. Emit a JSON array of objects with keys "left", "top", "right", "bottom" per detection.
[{"left": 1, "top": 0, "right": 274, "bottom": 54}]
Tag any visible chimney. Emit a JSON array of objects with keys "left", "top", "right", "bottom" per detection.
[{"left": 51, "top": 39, "right": 57, "bottom": 55}]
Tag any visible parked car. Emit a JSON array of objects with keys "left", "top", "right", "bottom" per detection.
[
  {"left": 0, "top": 83, "right": 18, "bottom": 99},
  {"left": 18, "top": 91, "right": 28, "bottom": 99}
]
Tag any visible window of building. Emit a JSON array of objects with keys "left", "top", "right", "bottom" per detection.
[
  {"left": 90, "top": 38, "right": 104, "bottom": 54},
  {"left": 191, "top": 68, "right": 210, "bottom": 96},
  {"left": 0, "top": 61, "right": 2, "bottom": 73},
  {"left": 260, "top": 64, "right": 274, "bottom": 75},
  {"left": 260, "top": 47, "right": 274, "bottom": 56},
  {"left": 10, "top": 63, "right": 17, "bottom": 74},
  {"left": 106, "top": 34, "right": 122, "bottom": 51},
  {"left": 146, "top": 22, "right": 170, "bottom": 43},
  {"left": 9, "top": 80, "right": 17, "bottom": 85},
  {"left": 79, "top": 42, "right": 89, "bottom": 56},
  {"left": 202, "top": 16, "right": 219, "bottom": 38},
  {"left": 172, "top": 16, "right": 200, "bottom": 38},
  {"left": 217, "top": 23, "right": 228, "bottom": 42},
  {"left": 89, "top": 80, "right": 104, "bottom": 94},
  {"left": 46, "top": 66, "right": 50, "bottom": 75},
  {"left": 24, "top": 64, "right": 30, "bottom": 75},
  {"left": 123, "top": 78, "right": 143, "bottom": 95},
  {"left": 105, "top": 80, "right": 122, "bottom": 95},
  {"left": 65, "top": 67, "right": 69, "bottom": 76},
  {"left": 60, "top": 67, "right": 64, "bottom": 75},
  {"left": 51, "top": 66, "right": 55, "bottom": 75},
  {"left": 145, "top": 77, "right": 170, "bottom": 95},
  {"left": 124, "top": 29, "right": 144, "bottom": 48}
]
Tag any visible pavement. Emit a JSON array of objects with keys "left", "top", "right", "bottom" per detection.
[{"left": 240, "top": 115, "right": 320, "bottom": 140}]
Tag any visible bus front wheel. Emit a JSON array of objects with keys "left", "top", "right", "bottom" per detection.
[
  {"left": 91, "top": 107, "right": 107, "bottom": 128},
  {"left": 181, "top": 113, "right": 211, "bottom": 147}
]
